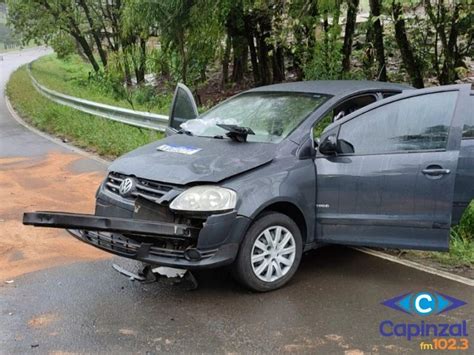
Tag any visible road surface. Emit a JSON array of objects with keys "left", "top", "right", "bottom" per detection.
[{"left": 0, "top": 49, "right": 472, "bottom": 354}]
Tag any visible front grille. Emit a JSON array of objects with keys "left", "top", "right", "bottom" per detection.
[
  {"left": 78, "top": 230, "right": 216, "bottom": 260},
  {"left": 106, "top": 172, "right": 174, "bottom": 202}
]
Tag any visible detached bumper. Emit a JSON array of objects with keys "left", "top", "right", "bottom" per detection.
[{"left": 23, "top": 211, "right": 251, "bottom": 269}]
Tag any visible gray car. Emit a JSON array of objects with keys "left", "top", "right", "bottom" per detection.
[{"left": 24, "top": 81, "right": 474, "bottom": 291}]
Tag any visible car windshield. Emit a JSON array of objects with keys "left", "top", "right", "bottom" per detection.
[{"left": 181, "top": 92, "right": 328, "bottom": 143}]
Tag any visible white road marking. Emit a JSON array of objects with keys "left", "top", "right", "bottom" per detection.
[
  {"left": 354, "top": 247, "right": 474, "bottom": 287},
  {"left": 5, "top": 96, "right": 110, "bottom": 166}
]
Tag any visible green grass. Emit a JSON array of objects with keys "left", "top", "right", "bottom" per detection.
[
  {"left": 406, "top": 203, "right": 474, "bottom": 268},
  {"left": 30, "top": 54, "right": 172, "bottom": 114},
  {"left": 6, "top": 65, "right": 163, "bottom": 158}
]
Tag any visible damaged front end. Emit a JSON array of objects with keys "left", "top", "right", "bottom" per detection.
[{"left": 23, "top": 173, "right": 251, "bottom": 269}]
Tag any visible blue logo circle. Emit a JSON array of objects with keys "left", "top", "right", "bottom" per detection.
[{"left": 413, "top": 292, "right": 436, "bottom": 316}]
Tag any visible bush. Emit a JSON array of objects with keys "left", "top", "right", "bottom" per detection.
[
  {"left": 50, "top": 32, "right": 76, "bottom": 59},
  {"left": 454, "top": 202, "right": 474, "bottom": 241}
]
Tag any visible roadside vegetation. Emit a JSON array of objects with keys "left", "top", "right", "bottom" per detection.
[
  {"left": 4, "top": 0, "right": 473, "bottom": 269},
  {"left": 6, "top": 65, "right": 163, "bottom": 158},
  {"left": 30, "top": 54, "right": 172, "bottom": 114},
  {"left": 407, "top": 203, "right": 474, "bottom": 270}
]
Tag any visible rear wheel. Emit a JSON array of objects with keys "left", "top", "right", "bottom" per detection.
[{"left": 233, "top": 212, "right": 303, "bottom": 292}]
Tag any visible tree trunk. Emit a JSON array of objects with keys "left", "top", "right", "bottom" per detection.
[
  {"left": 271, "top": 46, "right": 285, "bottom": 82},
  {"left": 38, "top": 0, "right": 100, "bottom": 72},
  {"left": 256, "top": 13, "right": 272, "bottom": 85},
  {"left": 439, "top": 4, "right": 460, "bottom": 84},
  {"left": 123, "top": 50, "right": 132, "bottom": 87},
  {"left": 232, "top": 37, "right": 246, "bottom": 83},
  {"left": 342, "top": 0, "right": 359, "bottom": 73},
  {"left": 222, "top": 35, "right": 231, "bottom": 86},
  {"left": 369, "top": 0, "right": 387, "bottom": 81},
  {"left": 244, "top": 15, "right": 260, "bottom": 85},
  {"left": 392, "top": 2, "right": 424, "bottom": 88},
  {"left": 72, "top": 32, "right": 100, "bottom": 72},
  {"left": 136, "top": 37, "right": 146, "bottom": 84},
  {"left": 77, "top": 0, "right": 108, "bottom": 67},
  {"left": 226, "top": 2, "right": 247, "bottom": 84}
]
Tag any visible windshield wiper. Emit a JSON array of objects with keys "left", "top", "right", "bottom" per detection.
[
  {"left": 177, "top": 128, "right": 194, "bottom": 136},
  {"left": 216, "top": 124, "right": 255, "bottom": 143}
]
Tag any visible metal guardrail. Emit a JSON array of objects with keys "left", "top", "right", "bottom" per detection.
[{"left": 27, "top": 63, "right": 169, "bottom": 131}]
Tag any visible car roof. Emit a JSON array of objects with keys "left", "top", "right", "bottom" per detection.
[{"left": 247, "top": 80, "right": 412, "bottom": 96}]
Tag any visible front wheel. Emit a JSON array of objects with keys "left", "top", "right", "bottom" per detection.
[{"left": 232, "top": 212, "right": 303, "bottom": 292}]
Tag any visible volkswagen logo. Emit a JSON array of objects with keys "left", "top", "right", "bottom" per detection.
[{"left": 119, "top": 178, "right": 135, "bottom": 196}]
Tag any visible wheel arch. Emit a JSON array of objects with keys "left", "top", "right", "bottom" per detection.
[{"left": 250, "top": 200, "right": 309, "bottom": 245}]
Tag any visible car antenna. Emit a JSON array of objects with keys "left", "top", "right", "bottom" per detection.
[{"left": 216, "top": 124, "right": 255, "bottom": 143}]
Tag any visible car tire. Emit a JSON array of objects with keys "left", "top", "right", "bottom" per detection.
[{"left": 232, "top": 212, "right": 303, "bottom": 292}]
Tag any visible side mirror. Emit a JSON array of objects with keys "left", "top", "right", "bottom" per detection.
[{"left": 319, "top": 135, "right": 338, "bottom": 155}]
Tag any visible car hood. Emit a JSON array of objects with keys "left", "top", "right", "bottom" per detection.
[{"left": 109, "top": 134, "right": 276, "bottom": 185}]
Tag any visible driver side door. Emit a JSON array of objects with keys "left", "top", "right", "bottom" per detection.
[{"left": 315, "top": 85, "right": 470, "bottom": 251}]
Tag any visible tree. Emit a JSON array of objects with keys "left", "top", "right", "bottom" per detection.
[
  {"left": 368, "top": 0, "right": 387, "bottom": 81},
  {"left": 342, "top": 0, "right": 359, "bottom": 72},
  {"left": 7, "top": 0, "right": 101, "bottom": 72},
  {"left": 424, "top": 0, "right": 472, "bottom": 84},
  {"left": 392, "top": 0, "right": 424, "bottom": 88}
]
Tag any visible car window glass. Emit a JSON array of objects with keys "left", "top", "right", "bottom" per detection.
[
  {"left": 463, "top": 95, "right": 474, "bottom": 139},
  {"left": 312, "top": 94, "right": 377, "bottom": 139},
  {"left": 313, "top": 112, "right": 333, "bottom": 139},
  {"left": 184, "top": 93, "right": 328, "bottom": 143},
  {"left": 338, "top": 91, "right": 458, "bottom": 155}
]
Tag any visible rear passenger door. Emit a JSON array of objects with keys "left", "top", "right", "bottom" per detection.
[{"left": 315, "top": 85, "right": 471, "bottom": 251}]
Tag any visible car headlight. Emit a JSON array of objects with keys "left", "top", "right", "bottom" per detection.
[{"left": 170, "top": 186, "right": 237, "bottom": 212}]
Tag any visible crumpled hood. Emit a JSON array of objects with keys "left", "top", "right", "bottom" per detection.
[{"left": 109, "top": 134, "right": 275, "bottom": 185}]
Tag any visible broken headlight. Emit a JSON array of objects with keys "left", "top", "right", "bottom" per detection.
[{"left": 169, "top": 186, "right": 237, "bottom": 212}]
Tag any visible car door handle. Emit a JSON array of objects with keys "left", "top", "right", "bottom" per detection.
[{"left": 422, "top": 168, "right": 451, "bottom": 176}]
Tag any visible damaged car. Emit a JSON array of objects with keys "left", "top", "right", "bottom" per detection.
[{"left": 23, "top": 81, "right": 474, "bottom": 291}]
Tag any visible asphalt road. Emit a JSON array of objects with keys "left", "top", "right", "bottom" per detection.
[{"left": 0, "top": 49, "right": 472, "bottom": 354}]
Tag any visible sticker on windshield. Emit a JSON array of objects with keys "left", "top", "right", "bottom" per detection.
[{"left": 156, "top": 144, "right": 201, "bottom": 155}]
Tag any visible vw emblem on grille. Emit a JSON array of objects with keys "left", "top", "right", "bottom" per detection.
[{"left": 119, "top": 178, "right": 135, "bottom": 196}]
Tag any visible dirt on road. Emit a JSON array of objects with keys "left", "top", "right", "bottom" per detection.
[{"left": 0, "top": 151, "right": 110, "bottom": 281}]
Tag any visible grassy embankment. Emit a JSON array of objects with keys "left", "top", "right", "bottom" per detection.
[
  {"left": 30, "top": 54, "right": 172, "bottom": 113},
  {"left": 6, "top": 64, "right": 164, "bottom": 158},
  {"left": 7, "top": 54, "right": 473, "bottom": 268}
]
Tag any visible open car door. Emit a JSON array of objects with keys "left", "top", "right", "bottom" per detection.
[
  {"left": 315, "top": 84, "right": 471, "bottom": 251},
  {"left": 166, "top": 83, "right": 199, "bottom": 135}
]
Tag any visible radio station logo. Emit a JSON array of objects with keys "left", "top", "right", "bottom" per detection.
[{"left": 379, "top": 291, "right": 469, "bottom": 351}]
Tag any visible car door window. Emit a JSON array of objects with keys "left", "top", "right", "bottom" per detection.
[
  {"left": 463, "top": 95, "right": 474, "bottom": 139},
  {"left": 337, "top": 91, "right": 458, "bottom": 155},
  {"left": 313, "top": 94, "right": 377, "bottom": 139}
]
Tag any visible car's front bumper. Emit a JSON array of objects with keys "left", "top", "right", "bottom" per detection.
[{"left": 23, "top": 209, "right": 251, "bottom": 269}]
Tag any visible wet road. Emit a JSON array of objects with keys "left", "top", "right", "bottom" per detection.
[{"left": 1, "top": 50, "right": 472, "bottom": 354}]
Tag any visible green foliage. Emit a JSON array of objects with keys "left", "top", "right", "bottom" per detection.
[
  {"left": 6, "top": 65, "right": 163, "bottom": 158},
  {"left": 50, "top": 32, "right": 75, "bottom": 59},
  {"left": 5, "top": 0, "right": 473, "bottom": 88},
  {"left": 453, "top": 203, "right": 474, "bottom": 242},
  {"left": 304, "top": 23, "right": 343, "bottom": 80}
]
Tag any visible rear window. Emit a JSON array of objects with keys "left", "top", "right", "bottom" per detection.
[{"left": 463, "top": 95, "right": 474, "bottom": 139}]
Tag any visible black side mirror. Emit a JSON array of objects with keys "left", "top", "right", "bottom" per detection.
[{"left": 319, "top": 134, "right": 338, "bottom": 155}]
